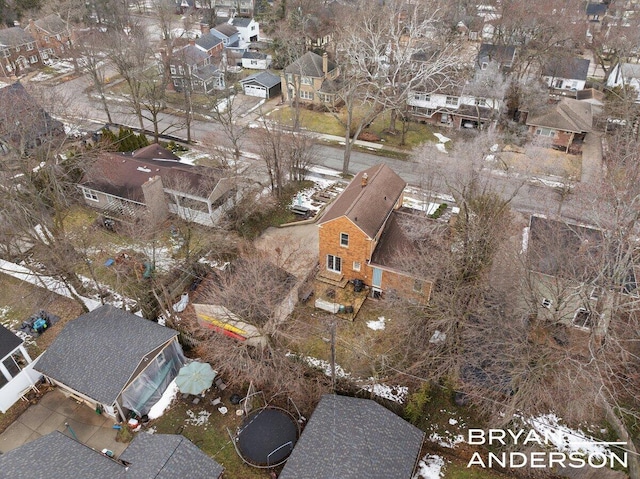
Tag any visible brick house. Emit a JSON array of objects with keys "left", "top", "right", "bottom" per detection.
[
  {"left": 0, "top": 27, "right": 41, "bottom": 76},
  {"left": 317, "top": 164, "right": 432, "bottom": 301},
  {"left": 281, "top": 51, "right": 340, "bottom": 106},
  {"left": 25, "top": 15, "right": 74, "bottom": 60}
]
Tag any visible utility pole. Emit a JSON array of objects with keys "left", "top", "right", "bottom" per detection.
[{"left": 330, "top": 319, "right": 336, "bottom": 392}]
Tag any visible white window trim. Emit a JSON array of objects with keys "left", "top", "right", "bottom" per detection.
[
  {"left": 352, "top": 261, "right": 361, "bottom": 272},
  {"left": 327, "top": 254, "right": 342, "bottom": 273},
  {"left": 82, "top": 187, "right": 99, "bottom": 202},
  {"left": 340, "top": 232, "right": 349, "bottom": 247}
]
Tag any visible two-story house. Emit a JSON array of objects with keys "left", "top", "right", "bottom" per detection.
[
  {"left": 317, "top": 164, "right": 432, "bottom": 301},
  {"left": 542, "top": 57, "right": 590, "bottom": 94},
  {"left": 282, "top": 51, "right": 340, "bottom": 106},
  {"left": 0, "top": 27, "right": 41, "bottom": 76},
  {"left": 230, "top": 17, "right": 259, "bottom": 44},
  {"left": 476, "top": 43, "right": 516, "bottom": 71},
  {"left": 408, "top": 82, "right": 503, "bottom": 129},
  {"left": 176, "top": 0, "right": 255, "bottom": 17},
  {"left": 167, "top": 40, "right": 224, "bottom": 93},
  {"left": 25, "top": 15, "right": 73, "bottom": 60}
]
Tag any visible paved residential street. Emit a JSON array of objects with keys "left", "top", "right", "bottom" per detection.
[{"left": 46, "top": 67, "right": 602, "bottom": 226}]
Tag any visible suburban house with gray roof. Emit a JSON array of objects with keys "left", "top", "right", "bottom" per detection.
[
  {"left": 231, "top": 16, "right": 259, "bottom": 44},
  {"left": 279, "top": 394, "right": 425, "bottom": 479},
  {"left": 79, "top": 143, "right": 241, "bottom": 227},
  {"left": 542, "top": 57, "right": 590, "bottom": 94},
  {"left": 526, "top": 98, "right": 593, "bottom": 153},
  {"left": 0, "top": 27, "right": 41, "bottom": 76},
  {"left": 241, "top": 50, "right": 270, "bottom": 70},
  {"left": 0, "top": 323, "right": 40, "bottom": 413},
  {"left": 606, "top": 62, "right": 640, "bottom": 102},
  {"left": 317, "top": 163, "right": 432, "bottom": 301},
  {"left": 211, "top": 22, "right": 240, "bottom": 47},
  {"left": 35, "top": 305, "right": 186, "bottom": 421},
  {"left": 239, "top": 70, "right": 280, "bottom": 98},
  {"left": 0, "top": 431, "right": 224, "bottom": 478},
  {"left": 167, "top": 40, "right": 225, "bottom": 93},
  {"left": 281, "top": 51, "right": 341, "bottom": 106}
]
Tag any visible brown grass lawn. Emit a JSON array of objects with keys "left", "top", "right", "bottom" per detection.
[
  {"left": 269, "top": 106, "right": 437, "bottom": 150},
  {"left": 0, "top": 274, "right": 84, "bottom": 434}
]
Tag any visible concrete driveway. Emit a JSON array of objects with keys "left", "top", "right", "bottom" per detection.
[
  {"left": 0, "top": 388, "right": 127, "bottom": 457},
  {"left": 254, "top": 222, "right": 319, "bottom": 280}
]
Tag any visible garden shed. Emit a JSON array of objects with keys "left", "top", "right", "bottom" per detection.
[{"left": 35, "top": 305, "right": 185, "bottom": 420}]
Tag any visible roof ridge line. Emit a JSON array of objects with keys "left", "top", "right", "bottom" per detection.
[{"left": 343, "top": 164, "right": 384, "bottom": 218}]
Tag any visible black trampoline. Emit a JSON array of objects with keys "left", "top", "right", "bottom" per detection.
[{"left": 235, "top": 407, "right": 299, "bottom": 467}]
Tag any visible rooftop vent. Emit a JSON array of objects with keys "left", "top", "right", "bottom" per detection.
[{"left": 361, "top": 172, "right": 368, "bottom": 188}]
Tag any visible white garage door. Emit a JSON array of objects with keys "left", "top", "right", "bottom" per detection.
[{"left": 244, "top": 84, "right": 267, "bottom": 98}]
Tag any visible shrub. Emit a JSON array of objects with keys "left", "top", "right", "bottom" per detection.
[
  {"left": 405, "top": 382, "right": 431, "bottom": 425},
  {"left": 429, "top": 203, "right": 448, "bottom": 219}
]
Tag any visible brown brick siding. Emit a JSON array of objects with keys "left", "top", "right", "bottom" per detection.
[{"left": 318, "top": 217, "right": 373, "bottom": 283}]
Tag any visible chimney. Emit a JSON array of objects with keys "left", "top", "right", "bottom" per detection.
[
  {"left": 322, "top": 52, "right": 328, "bottom": 76},
  {"left": 361, "top": 172, "right": 368, "bottom": 188},
  {"left": 200, "top": 23, "right": 210, "bottom": 35}
]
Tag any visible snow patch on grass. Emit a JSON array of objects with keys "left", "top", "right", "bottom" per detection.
[
  {"left": 185, "top": 409, "right": 211, "bottom": 426},
  {"left": 367, "top": 316, "right": 388, "bottom": 330},
  {"left": 413, "top": 454, "right": 446, "bottom": 479}
]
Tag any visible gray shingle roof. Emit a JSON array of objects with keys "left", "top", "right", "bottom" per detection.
[
  {"left": 231, "top": 17, "right": 252, "bottom": 28},
  {"left": 0, "top": 323, "right": 22, "bottom": 360},
  {"left": 240, "top": 71, "right": 281, "bottom": 88},
  {"left": 526, "top": 98, "right": 593, "bottom": 133},
  {"left": 34, "top": 14, "right": 68, "bottom": 35},
  {"left": 212, "top": 23, "right": 238, "bottom": 38},
  {"left": 192, "top": 63, "right": 221, "bottom": 81},
  {"left": 279, "top": 394, "right": 425, "bottom": 479},
  {"left": 195, "top": 33, "right": 222, "bottom": 52},
  {"left": 542, "top": 57, "right": 590, "bottom": 82},
  {"left": 35, "top": 305, "right": 178, "bottom": 405},
  {"left": 0, "top": 431, "right": 224, "bottom": 479},
  {"left": 0, "top": 431, "right": 125, "bottom": 479},
  {"left": 0, "top": 27, "right": 35, "bottom": 47},
  {"left": 174, "top": 44, "right": 208, "bottom": 66},
  {"left": 120, "top": 434, "right": 224, "bottom": 479},
  {"left": 285, "top": 51, "right": 336, "bottom": 77},
  {"left": 319, "top": 164, "right": 406, "bottom": 239},
  {"left": 477, "top": 43, "right": 515, "bottom": 67},
  {"left": 242, "top": 50, "right": 266, "bottom": 60}
]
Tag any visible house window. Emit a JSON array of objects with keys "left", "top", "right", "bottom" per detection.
[
  {"left": 299, "top": 90, "right": 313, "bottom": 101},
  {"left": 413, "top": 93, "right": 430, "bottom": 102},
  {"left": 327, "top": 254, "right": 342, "bottom": 273},
  {"left": 29, "top": 55, "right": 38, "bottom": 64},
  {"left": 301, "top": 76, "right": 313, "bottom": 85},
  {"left": 573, "top": 308, "right": 593, "bottom": 328},
  {"left": 251, "top": 25, "right": 256, "bottom": 31},
  {"left": 15, "top": 46, "right": 20, "bottom": 52},
  {"left": 44, "top": 36, "right": 49, "bottom": 42},
  {"left": 170, "top": 65, "right": 177, "bottom": 75},
  {"left": 554, "top": 79, "right": 563, "bottom": 89},
  {"left": 535, "top": 127, "right": 555, "bottom": 137},
  {"left": 481, "top": 61, "right": 488, "bottom": 70},
  {"left": 340, "top": 233, "right": 349, "bottom": 247},
  {"left": 353, "top": 261, "right": 361, "bottom": 272},
  {"left": 541, "top": 298, "right": 552, "bottom": 309},
  {"left": 445, "top": 96, "right": 458, "bottom": 106},
  {"left": 82, "top": 188, "right": 99, "bottom": 202},
  {"left": 250, "top": 60, "right": 258, "bottom": 66},
  {"left": 26, "top": 43, "right": 34, "bottom": 51},
  {"left": 56, "top": 34, "right": 61, "bottom": 41},
  {"left": 178, "top": 65, "right": 184, "bottom": 75},
  {"left": 413, "top": 279, "right": 423, "bottom": 293}
]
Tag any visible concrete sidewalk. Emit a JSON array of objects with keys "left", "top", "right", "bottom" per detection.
[{"left": 0, "top": 388, "right": 127, "bottom": 457}]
